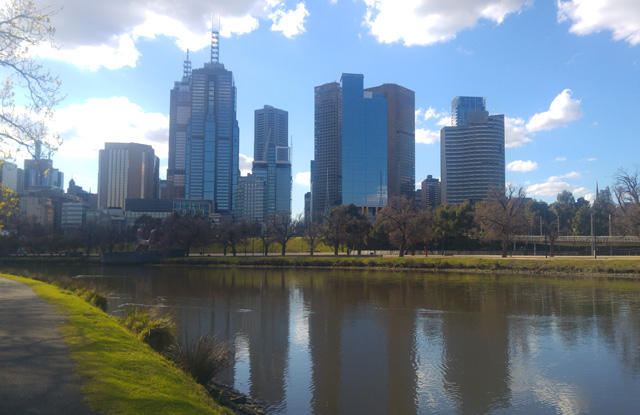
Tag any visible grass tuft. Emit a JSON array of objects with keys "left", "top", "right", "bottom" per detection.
[
  {"left": 170, "top": 334, "right": 235, "bottom": 386},
  {"left": 120, "top": 307, "right": 176, "bottom": 353}
]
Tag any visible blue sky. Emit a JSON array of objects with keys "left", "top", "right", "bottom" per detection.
[{"left": 23, "top": 0, "right": 640, "bottom": 215}]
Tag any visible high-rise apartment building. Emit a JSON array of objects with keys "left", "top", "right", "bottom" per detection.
[
  {"left": 441, "top": 97, "right": 504, "bottom": 204},
  {"left": 97, "top": 142, "right": 159, "bottom": 210},
  {"left": 312, "top": 74, "right": 414, "bottom": 220},
  {"left": 312, "top": 82, "right": 342, "bottom": 221},
  {"left": 365, "top": 84, "right": 415, "bottom": 200},
  {"left": 233, "top": 173, "right": 266, "bottom": 223},
  {"left": 168, "top": 31, "right": 239, "bottom": 217}
]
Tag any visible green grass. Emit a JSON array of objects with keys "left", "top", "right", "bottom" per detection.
[{"left": 0, "top": 273, "right": 231, "bottom": 415}]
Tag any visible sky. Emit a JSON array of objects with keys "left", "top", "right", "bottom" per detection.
[{"left": 13, "top": 0, "right": 640, "bottom": 215}]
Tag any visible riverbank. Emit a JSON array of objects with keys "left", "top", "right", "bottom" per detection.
[
  {"left": 0, "top": 273, "right": 232, "bottom": 415},
  {"left": 160, "top": 255, "right": 640, "bottom": 278}
]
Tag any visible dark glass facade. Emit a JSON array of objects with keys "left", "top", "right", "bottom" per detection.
[
  {"left": 341, "top": 73, "right": 387, "bottom": 209},
  {"left": 254, "top": 106, "right": 288, "bottom": 162},
  {"left": 451, "top": 96, "right": 486, "bottom": 126}
]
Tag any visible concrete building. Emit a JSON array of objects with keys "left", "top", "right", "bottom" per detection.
[
  {"left": 61, "top": 202, "right": 88, "bottom": 232},
  {"left": 441, "top": 97, "right": 504, "bottom": 205},
  {"left": 125, "top": 198, "right": 174, "bottom": 226},
  {"left": 97, "top": 142, "right": 159, "bottom": 210},
  {"left": 233, "top": 173, "right": 266, "bottom": 223},
  {"left": 19, "top": 196, "right": 54, "bottom": 231},
  {"left": 421, "top": 175, "right": 441, "bottom": 209}
]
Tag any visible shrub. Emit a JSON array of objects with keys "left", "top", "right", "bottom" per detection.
[
  {"left": 170, "top": 334, "right": 235, "bottom": 386},
  {"left": 121, "top": 307, "right": 176, "bottom": 353}
]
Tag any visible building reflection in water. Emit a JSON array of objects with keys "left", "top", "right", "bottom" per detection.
[{"left": 64, "top": 265, "right": 640, "bottom": 415}]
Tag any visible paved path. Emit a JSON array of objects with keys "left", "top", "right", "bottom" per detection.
[{"left": 0, "top": 277, "right": 96, "bottom": 415}]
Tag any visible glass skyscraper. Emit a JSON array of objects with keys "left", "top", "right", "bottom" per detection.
[
  {"left": 441, "top": 96, "right": 505, "bottom": 204},
  {"left": 169, "top": 32, "right": 239, "bottom": 217},
  {"left": 341, "top": 73, "right": 388, "bottom": 211}
]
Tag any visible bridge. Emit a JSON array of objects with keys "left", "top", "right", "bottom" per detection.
[{"left": 513, "top": 235, "right": 640, "bottom": 247}]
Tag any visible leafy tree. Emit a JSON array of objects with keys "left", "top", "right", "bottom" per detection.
[
  {"left": 216, "top": 220, "right": 243, "bottom": 257},
  {"left": 526, "top": 199, "right": 558, "bottom": 256},
  {"left": 434, "top": 201, "right": 474, "bottom": 251},
  {"left": 322, "top": 204, "right": 357, "bottom": 255},
  {"left": 0, "top": 0, "right": 63, "bottom": 158},
  {"left": 551, "top": 191, "right": 576, "bottom": 235},
  {"left": 0, "top": 182, "right": 18, "bottom": 229},
  {"left": 375, "top": 196, "right": 431, "bottom": 257},
  {"left": 474, "top": 185, "right": 528, "bottom": 257},
  {"left": 344, "top": 209, "right": 370, "bottom": 255}
]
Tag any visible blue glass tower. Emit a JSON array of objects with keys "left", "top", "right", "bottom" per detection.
[
  {"left": 341, "top": 73, "right": 388, "bottom": 210},
  {"left": 184, "top": 30, "right": 239, "bottom": 216}
]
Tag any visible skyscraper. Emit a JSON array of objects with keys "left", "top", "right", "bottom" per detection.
[
  {"left": 97, "top": 142, "right": 159, "bottom": 210},
  {"left": 420, "top": 175, "right": 441, "bottom": 209},
  {"left": 166, "top": 51, "right": 192, "bottom": 199},
  {"left": 168, "top": 29, "right": 239, "bottom": 217},
  {"left": 441, "top": 96, "right": 505, "bottom": 204},
  {"left": 312, "top": 82, "right": 341, "bottom": 221},
  {"left": 251, "top": 105, "right": 291, "bottom": 218},
  {"left": 341, "top": 73, "right": 388, "bottom": 212},
  {"left": 365, "top": 84, "right": 415, "bottom": 200}
]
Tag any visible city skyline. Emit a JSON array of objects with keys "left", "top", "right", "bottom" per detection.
[{"left": 18, "top": 1, "right": 640, "bottom": 215}]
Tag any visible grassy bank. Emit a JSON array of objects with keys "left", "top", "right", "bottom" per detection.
[
  {"left": 161, "top": 255, "right": 640, "bottom": 277},
  {"left": 0, "top": 273, "right": 230, "bottom": 415}
]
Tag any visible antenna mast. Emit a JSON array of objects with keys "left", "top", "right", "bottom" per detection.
[
  {"left": 210, "top": 13, "right": 220, "bottom": 64},
  {"left": 183, "top": 49, "right": 192, "bottom": 79}
]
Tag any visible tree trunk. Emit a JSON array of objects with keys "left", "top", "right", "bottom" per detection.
[
  {"left": 399, "top": 240, "right": 406, "bottom": 257},
  {"left": 549, "top": 236, "right": 555, "bottom": 257},
  {"left": 501, "top": 239, "right": 509, "bottom": 258},
  {"left": 281, "top": 243, "right": 286, "bottom": 256},
  {"left": 334, "top": 243, "right": 339, "bottom": 255},
  {"left": 310, "top": 246, "right": 314, "bottom": 256}
]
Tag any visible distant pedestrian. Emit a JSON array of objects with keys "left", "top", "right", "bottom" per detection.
[{"left": 424, "top": 249, "right": 428, "bottom": 257}]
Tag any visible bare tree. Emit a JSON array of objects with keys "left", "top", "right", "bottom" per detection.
[
  {"left": 159, "top": 214, "right": 213, "bottom": 256},
  {"left": 322, "top": 204, "right": 358, "bottom": 256},
  {"left": 613, "top": 167, "right": 640, "bottom": 235},
  {"left": 301, "top": 215, "right": 323, "bottom": 256},
  {"left": 267, "top": 212, "right": 296, "bottom": 256},
  {"left": 0, "top": 0, "right": 63, "bottom": 159},
  {"left": 375, "top": 195, "right": 431, "bottom": 257},
  {"left": 474, "top": 185, "right": 528, "bottom": 257}
]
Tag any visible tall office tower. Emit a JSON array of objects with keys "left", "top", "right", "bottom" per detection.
[
  {"left": 420, "top": 175, "right": 441, "bottom": 209},
  {"left": 166, "top": 51, "right": 192, "bottom": 199},
  {"left": 365, "top": 84, "right": 415, "bottom": 200},
  {"left": 233, "top": 173, "right": 266, "bottom": 223},
  {"left": 341, "top": 73, "right": 387, "bottom": 213},
  {"left": 250, "top": 105, "right": 291, "bottom": 218},
  {"left": 97, "top": 142, "right": 159, "bottom": 210},
  {"left": 171, "top": 29, "right": 239, "bottom": 217},
  {"left": 0, "top": 161, "right": 20, "bottom": 192},
  {"left": 451, "top": 96, "right": 486, "bottom": 127},
  {"left": 304, "top": 192, "right": 311, "bottom": 223},
  {"left": 441, "top": 97, "right": 504, "bottom": 204},
  {"left": 23, "top": 159, "right": 63, "bottom": 190},
  {"left": 254, "top": 105, "right": 288, "bottom": 162},
  {"left": 312, "top": 82, "right": 342, "bottom": 221}
]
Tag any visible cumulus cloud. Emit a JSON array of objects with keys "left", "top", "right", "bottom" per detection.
[
  {"left": 54, "top": 97, "right": 168, "bottom": 159},
  {"left": 525, "top": 171, "right": 584, "bottom": 197},
  {"left": 239, "top": 154, "right": 253, "bottom": 176},
  {"left": 270, "top": 3, "right": 309, "bottom": 38},
  {"left": 363, "top": 0, "right": 530, "bottom": 46},
  {"left": 295, "top": 171, "right": 311, "bottom": 186},
  {"left": 415, "top": 128, "right": 440, "bottom": 144},
  {"left": 526, "top": 89, "right": 584, "bottom": 132},
  {"left": 415, "top": 106, "right": 449, "bottom": 144},
  {"left": 507, "top": 160, "right": 538, "bottom": 172},
  {"left": 505, "top": 116, "right": 532, "bottom": 148},
  {"left": 558, "top": 0, "right": 640, "bottom": 46},
  {"left": 34, "top": 0, "right": 308, "bottom": 70}
]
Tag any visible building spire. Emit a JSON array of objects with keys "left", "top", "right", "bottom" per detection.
[
  {"left": 183, "top": 49, "right": 192, "bottom": 79},
  {"left": 211, "top": 13, "right": 220, "bottom": 64}
]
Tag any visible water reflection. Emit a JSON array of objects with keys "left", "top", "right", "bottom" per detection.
[{"left": 11, "top": 265, "right": 640, "bottom": 415}]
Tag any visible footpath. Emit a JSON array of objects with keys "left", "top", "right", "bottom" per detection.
[{"left": 0, "top": 277, "right": 96, "bottom": 415}]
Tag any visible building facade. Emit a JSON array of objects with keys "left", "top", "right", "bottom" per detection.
[
  {"left": 23, "top": 159, "right": 63, "bottom": 191},
  {"left": 312, "top": 82, "right": 342, "bottom": 221},
  {"left": 441, "top": 97, "right": 505, "bottom": 204},
  {"left": 254, "top": 105, "right": 288, "bottom": 162},
  {"left": 183, "top": 32, "right": 239, "bottom": 218},
  {"left": 233, "top": 173, "right": 266, "bottom": 223},
  {"left": 97, "top": 142, "right": 159, "bottom": 210},
  {"left": 420, "top": 175, "right": 441, "bottom": 209},
  {"left": 365, "top": 84, "right": 415, "bottom": 200}
]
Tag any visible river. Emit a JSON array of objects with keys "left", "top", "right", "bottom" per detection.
[{"left": 10, "top": 264, "right": 640, "bottom": 414}]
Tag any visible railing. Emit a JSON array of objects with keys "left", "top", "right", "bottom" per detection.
[{"left": 514, "top": 235, "right": 640, "bottom": 246}]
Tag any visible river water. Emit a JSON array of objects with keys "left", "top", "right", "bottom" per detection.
[{"left": 11, "top": 265, "right": 640, "bottom": 414}]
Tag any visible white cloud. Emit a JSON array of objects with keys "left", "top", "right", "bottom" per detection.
[
  {"left": 558, "top": 0, "right": 640, "bottom": 46},
  {"left": 587, "top": 157, "right": 597, "bottom": 162},
  {"left": 239, "top": 154, "right": 253, "bottom": 176},
  {"left": 34, "top": 1, "right": 306, "bottom": 70},
  {"left": 505, "top": 116, "right": 532, "bottom": 148},
  {"left": 555, "top": 156, "right": 567, "bottom": 161},
  {"left": 295, "top": 171, "right": 311, "bottom": 186},
  {"left": 526, "top": 89, "right": 584, "bottom": 132},
  {"left": 525, "top": 171, "right": 584, "bottom": 197},
  {"left": 270, "top": 3, "right": 309, "bottom": 38},
  {"left": 54, "top": 97, "right": 168, "bottom": 159},
  {"left": 363, "top": 0, "right": 530, "bottom": 46},
  {"left": 436, "top": 116, "right": 452, "bottom": 127},
  {"left": 507, "top": 160, "right": 538, "bottom": 172},
  {"left": 415, "top": 128, "right": 440, "bottom": 144}
]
